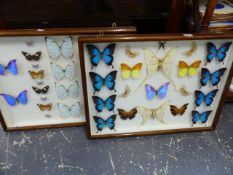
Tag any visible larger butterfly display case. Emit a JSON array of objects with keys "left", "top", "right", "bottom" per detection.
[
  {"left": 79, "top": 33, "right": 233, "bottom": 139},
  {"left": 0, "top": 26, "right": 136, "bottom": 131}
]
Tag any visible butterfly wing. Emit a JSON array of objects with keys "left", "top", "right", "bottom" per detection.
[
  {"left": 118, "top": 108, "right": 137, "bottom": 120},
  {"left": 145, "top": 84, "right": 156, "bottom": 100},
  {"left": 207, "top": 42, "right": 217, "bottom": 63},
  {"left": 161, "top": 48, "right": 176, "bottom": 79},
  {"left": 105, "top": 71, "right": 117, "bottom": 90},
  {"left": 61, "top": 36, "right": 74, "bottom": 59},
  {"left": 131, "top": 63, "right": 142, "bottom": 79},
  {"left": 0, "top": 64, "right": 6, "bottom": 75},
  {"left": 68, "top": 82, "right": 79, "bottom": 98},
  {"left": 51, "top": 63, "right": 64, "bottom": 81},
  {"left": 143, "top": 48, "right": 159, "bottom": 77},
  {"left": 32, "top": 87, "right": 41, "bottom": 94},
  {"left": 217, "top": 42, "right": 232, "bottom": 62},
  {"left": 200, "top": 111, "right": 212, "bottom": 124},
  {"left": 178, "top": 61, "right": 188, "bottom": 77},
  {"left": 41, "top": 86, "right": 49, "bottom": 94},
  {"left": 106, "top": 114, "right": 117, "bottom": 130},
  {"left": 157, "top": 82, "right": 170, "bottom": 99},
  {"left": 93, "top": 116, "right": 105, "bottom": 131},
  {"left": 70, "top": 103, "right": 81, "bottom": 117},
  {"left": 200, "top": 68, "right": 211, "bottom": 87},
  {"left": 7, "top": 60, "right": 18, "bottom": 75},
  {"left": 192, "top": 110, "right": 200, "bottom": 124},
  {"left": 57, "top": 103, "right": 70, "bottom": 118},
  {"left": 92, "top": 96, "right": 105, "bottom": 112},
  {"left": 102, "top": 43, "right": 116, "bottom": 66},
  {"left": 188, "top": 60, "right": 201, "bottom": 76},
  {"left": 45, "top": 37, "right": 61, "bottom": 60},
  {"left": 89, "top": 72, "right": 103, "bottom": 92},
  {"left": 65, "top": 62, "right": 75, "bottom": 80},
  {"left": 0, "top": 93, "right": 17, "bottom": 106},
  {"left": 170, "top": 105, "right": 180, "bottom": 116},
  {"left": 120, "top": 63, "right": 131, "bottom": 79},
  {"left": 151, "top": 102, "right": 168, "bottom": 123},
  {"left": 105, "top": 95, "right": 116, "bottom": 111},
  {"left": 55, "top": 83, "right": 67, "bottom": 99},
  {"left": 211, "top": 68, "right": 226, "bottom": 86},
  {"left": 205, "top": 89, "right": 218, "bottom": 106},
  {"left": 86, "top": 44, "right": 101, "bottom": 67},
  {"left": 195, "top": 90, "right": 205, "bottom": 107}
]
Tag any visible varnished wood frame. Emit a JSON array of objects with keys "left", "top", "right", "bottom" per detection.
[
  {"left": 78, "top": 33, "right": 233, "bottom": 139},
  {"left": 0, "top": 26, "right": 136, "bottom": 131}
]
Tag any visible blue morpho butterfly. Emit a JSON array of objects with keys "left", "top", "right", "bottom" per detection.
[
  {"left": 206, "top": 42, "right": 232, "bottom": 65},
  {"left": 93, "top": 115, "right": 117, "bottom": 132},
  {"left": 0, "top": 60, "right": 18, "bottom": 75},
  {"left": 92, "top": 95, "right": 116, "bottom": 112},
  {"left": 200, "top": 68, "right": 226, "bottom": 88},
  {"left": 194, "top": 89, "right": 218, "bottom": 108},
  {"left": 192, "top": 110, "right": 212, "bottom": 125},
  {"left": 145, "top": 82, "right": 170, "bottom": 100},
  {"left": 89, "top": 71, "right": 117, "bottom": 94},
  {"left": 86, "top": 43, "right": 116, "bottom": 69},
  {"left": 0, "top": 90, "right": 27, "bottom": 106}
]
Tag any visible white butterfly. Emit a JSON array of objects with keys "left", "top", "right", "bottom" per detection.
[
  {"left": 57, "top": 103, "right": 81, "bottom": 118},
  {"left": 45, "top": 36, "right": 74, "bottom": 60},
  {"left": 55, "top": 81, "right": 79, "bottom": 99},
  {"left": 51, "top": 62, "right": 75, "bottom": 81}
]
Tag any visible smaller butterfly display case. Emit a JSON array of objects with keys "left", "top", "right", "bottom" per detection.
[
  {"left": 0, "top": 26, "right": 136, "bottom": 131},
  {"left": 79, "top": 33, "right": 233, "bottom": 139}
]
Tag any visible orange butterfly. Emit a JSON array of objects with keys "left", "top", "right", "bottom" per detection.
[
  {"left": 120, "top": 63, "right": 142, "bottom": 79},
  {"left": 37, "top": 103, "right": 52, "bottom": 111},
  {"left": 28, "top": 70, "right": 44, "bottom": 79},
  {"left": 178, "top": 60, "right": 201, "bottom": 77}
]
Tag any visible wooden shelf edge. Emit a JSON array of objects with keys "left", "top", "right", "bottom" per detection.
[{"left": 225, "top": 90, "right": 233, "bottom": 102}]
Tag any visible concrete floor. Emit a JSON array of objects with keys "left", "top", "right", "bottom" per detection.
[{"left": 0, "top": 103, "right": 233, "bottom": 175}]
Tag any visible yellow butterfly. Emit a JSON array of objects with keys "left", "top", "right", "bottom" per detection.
[
  {"left": 120, "top": 63, "right": 142, "bottom": 79},
  {"left": 178, "top": 60, "right": 201, "bottom": 77},
  {"left": 183, "top": 41, "right": 197, "bottom": 57}
]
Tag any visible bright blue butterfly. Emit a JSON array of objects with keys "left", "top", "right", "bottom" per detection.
[
  {"left": 93, "top": 115, "right": 117, "bottom": 132},
  {"left": 92, "top": 95, "right": 116, "bottom": 112},
  {"left": 206, "top": 42, "right": 232, "bottom": 64},
  {"left": 86, "top": 43, "right": 116, "bottom": 69},
  {"left": 0, "top": 60, "right": 18, "bottom": 75},
  {"left": 0, "top": 90, "right": 27, "bottom": 106},
  {"left": 89, "top": 71, "right": 117, "bottom": 94},
  {"left": 200, "top": 68, "right": 226, "bottom": 88},
  {"left": 145, "top": 82, "right": 170, "bottom": 100},
  {"left": 192, "top": 110, "right": 212, "bottom": 125},
  {"left": 195, "top": 89, "right": 218, "bottom": 108}
]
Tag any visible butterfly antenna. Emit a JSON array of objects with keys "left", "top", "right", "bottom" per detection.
[
  {"left": 111, "top": 65, "right": 114, "bottom": 69},
  {"left": 91, "top": 65, "right": 93, "bottom": 70},
  {"left": 199, "top": 85, "right": 202, "bottom": 89},
  {"left": 113, "top": 128, "right": 116, "bottom": 132},
  {"left": 114, "top": 88, "right": 116, "bottom": 92}
]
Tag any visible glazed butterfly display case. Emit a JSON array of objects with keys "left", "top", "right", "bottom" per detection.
[
  {"left": 0, "top": 26, "right": 136, "bottom": 131},
  {"left": 79, "top": 33, "right": 233, "bottom": 139}
]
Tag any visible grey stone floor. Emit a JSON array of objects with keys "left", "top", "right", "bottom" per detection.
[{"left": 0, "top": 103, "right": 233, "bottom": 175}]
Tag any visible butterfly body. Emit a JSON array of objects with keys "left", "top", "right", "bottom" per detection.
[
  {"left": 94, "top": 115, "right": 117, "bottom": 132},
  {"left": 145, "top": 82, "right": 170, "bottom": 100},
  {"left": 0, "top": 90, "right": 27, "bottom": 106},
  {"left": 32, "top": 86, "right": 49, "bottom": 94},
  {"left": 178, "top": 60, "right": 201, "bottom": 77},
  {"left": 87, "top": 43, "right": 116, "bottom": 69},
  {"left": 89, "top": 71, "right": 117, "bottom": 93},
  {"left": 51, "top": 62, "right": 75, "bottom": 81},
  {"left": 192, "top": 110, "right": 212, "bottom": 125},
  {"left": 21, "top": 51, "right": 41, "bottom": 61},
  {"left": 37, "top": 103, "right": 52, "bottom": 111},
  {"left": 170, "top": 103, "right": 189, "bottom": 116},
  {"left": 0, "top": 60, "right": 18, "bottom": 75},
  {"left": 92, "top": 95, "right": 116, "bottom": 112},
  {"left": 55, "top": 82, "right": 79, "bottom": 99},
  {"left": 120, "top": 63, "right": 142, "bottom": 79},
  {"left": 195, "top": 89, "right": 218, "bottom": 107},
  {"left": 57, "top": 103, "right": 80, "bottom": 118},
  {"left": 117, "top": 108, "right": 137, "bottom": 120}
]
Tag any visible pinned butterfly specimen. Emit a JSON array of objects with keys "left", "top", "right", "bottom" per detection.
[
  {"left": 93, "top": 115, "right": 117, "bottom": 132},
  {"left": 37, "top": 103, "right": 52, "bottom": 111},
  {"left": 158, "top": 41, "right": 166, "bottom": 50},
  {"left": 192, "top": 110, "right": 212, "bottom": 125},
  {"left": 178, "top": 60, "right": 201, "bottom": 77},
  {"left": 51, "top": 62, "right": 75, "bottom": 81},
  {"left": 25, "top": 40, "right": 34, "bottom": 46},
  {"left": 86, "top": 43, "right": 116, "bottom": 69},
  {"left": 178, "top": 85, "right": 191, "bottom": 96},
  {"left": 21, "top": 51, "right": 41, "bottom": 61},
  {"left": 118, "top": 85, "right": 131, "bottom": 98},
  {"left": 194, "top": 89, "right": 218, "bottom": 108},
  {"left": 28, "top": 70, "right": 44, "bottom": 79},
  {"left": 40, "top": 97, "right": 47, "bottom": 101},
  {"left": 32, "top": 86, "right": 49, "bottom": 94},
  {"left": 136, "top": 101, "right": 168, "bottom": 125},
  {"left": 0, "top": 60, "right": 18, "bottom": 75},
  {"left": 125, "top": 45, "right": 139, "bottom": 58},
  {"left": 45, "top": 36, "right": 74, "bottom": 60},
  {"left": 170, "top": 103, "right": 189, "bottom": 116},
  {"left": 92, "top": 95, "right": 116, "bottom": 112},
  {"left": 117, "top": 108, "right": 137, "bottom": 120},
  {"left": 183, "top": 41, "right": 197, "bottom": 57},
  {"left": 120, "top": 63, "right": 142, "bottom": 79},
  {"left": 55, "top": 81, "right": 79, "bottom": 99},
  {"left": 0, "top": 90, "right": 27, "bottom": 106},
  {"left": 89, "top": 71, "right": 117, "bottom": 94},
  {"left": 145, "top": 82, "right": 170, "bottom": 100},
  {"left": 200, "top": 68, "right": 226, "bottom": 88},
  {"left": 206, "top": 42, "right": 232, "bottom": 65},
  {"left": 57, "top": 103, "right": 80, "bottom": 118},
  {"left": 31, "top": 64, "right": 39, "bottom": 69}
]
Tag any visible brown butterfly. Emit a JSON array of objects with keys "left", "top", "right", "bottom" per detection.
[
  {"left": 183, "top": 41, "right": 197, "bottom": 57},
  {"left": 37, "top": 103, "right": 52, "bottom": 111},
  {"left": 170, "top": 103, "right": 189, "bottom": 116},
  {"left": 22, "top": 51, "right": 41, "bottom": 61},
  {"left": 118, "top": 85, "right": 131, "bottom": 98},
  {"left": 28, "top": 70, "right": 44, "bottom": 79},
  {"left": 125, "top": 45, "right": 139, "bottom": 58},
  {"left": 117, "top": 108, "right": 137, "bottom": 120}
]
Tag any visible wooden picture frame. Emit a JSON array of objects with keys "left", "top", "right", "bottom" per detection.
[
  {"left": 0, "top": 26, "right": 136, "bottom": 131},
  {"left": 79, "top": 33, "right": 233, "bottom": 139}
]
